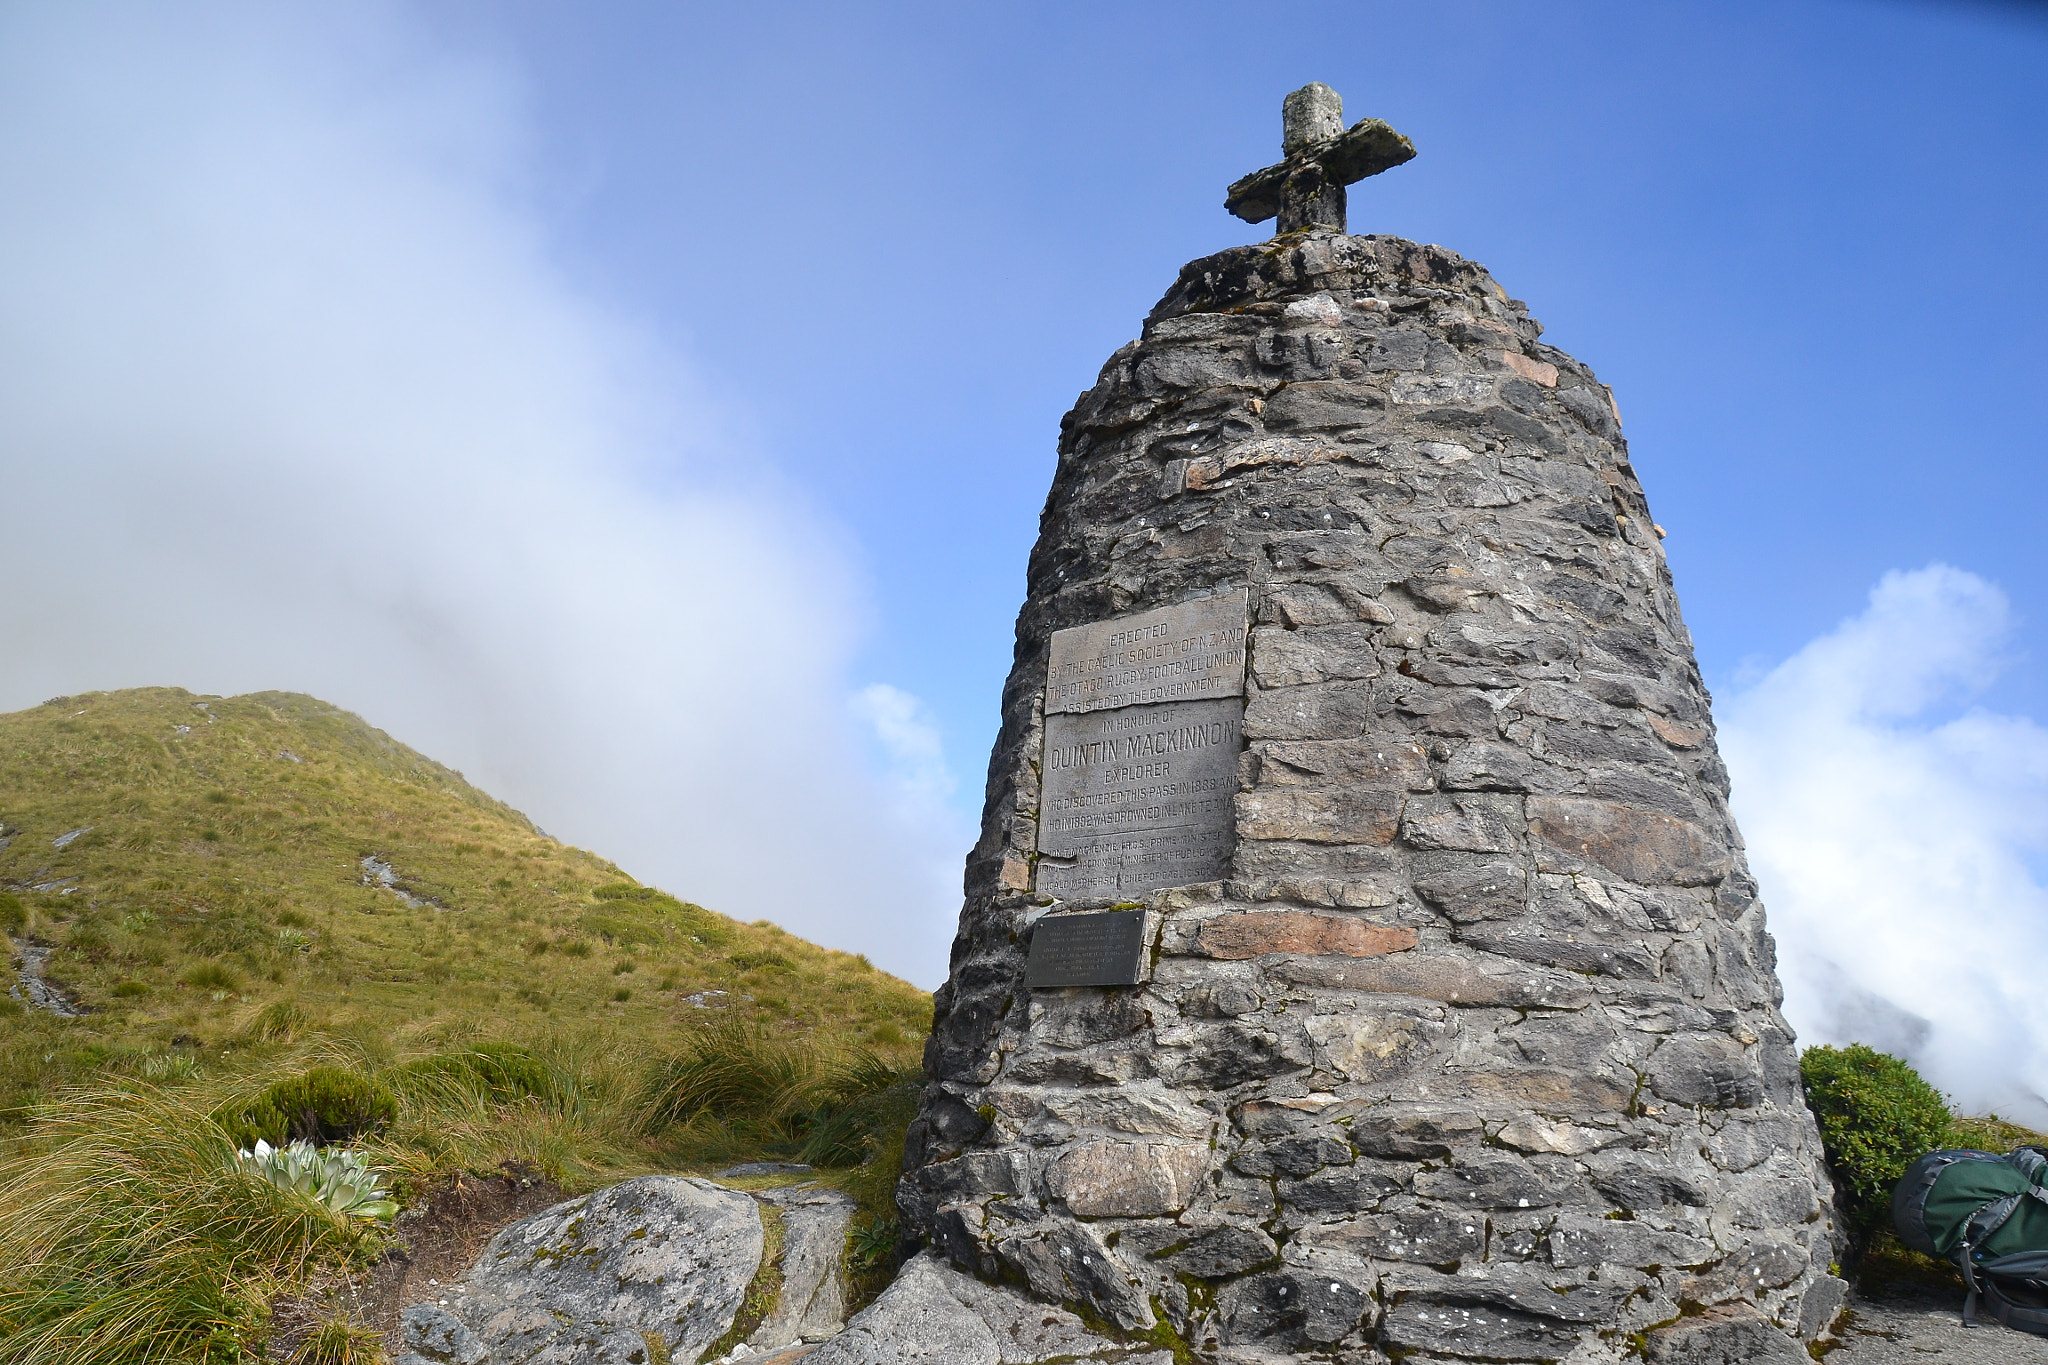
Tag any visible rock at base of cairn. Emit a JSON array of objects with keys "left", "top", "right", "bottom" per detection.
[
  {"left": 806, "top": 1252, "right": 1171, "bottom": 1365},
  {"left": 900, "top": 228, "right": 1842, "bottom": 1363},
  {"left": 749, "top": 1185, "right": 860, "bottom": 1351},
  {"left": 397, "top": 1175, "right": 762, "bottom": 1365}
]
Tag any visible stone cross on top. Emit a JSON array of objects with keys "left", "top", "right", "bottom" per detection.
[{"left": 1226, "top": 82, "right": 1415, "bottom": 236}]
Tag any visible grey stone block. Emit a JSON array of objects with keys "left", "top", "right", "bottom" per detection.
[
  {"left": 805, "top": 1252, "right": 1114, "bottom": 1365},
  {"left": 1643, "top": 1304, "right": 1808, "bottom": 1364}
]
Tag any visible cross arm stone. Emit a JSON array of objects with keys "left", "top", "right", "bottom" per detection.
[{"left": 1225, "top": 83, "right": 1416, "bottom": 235}]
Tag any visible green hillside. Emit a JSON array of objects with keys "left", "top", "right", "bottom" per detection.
[{"left": 0, "top": 687, "right": 931, "bottom": 1121}]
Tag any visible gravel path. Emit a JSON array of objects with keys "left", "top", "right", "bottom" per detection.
[{"left": 1832, "top": 1283, "right": 2048, "bottom": 1363}]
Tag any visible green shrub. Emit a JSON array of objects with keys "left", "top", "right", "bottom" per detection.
[
  {"left": 399, "top": 1042, "right": 554, "bottom": 1105},
  {"left": 215, "top": 1067, "right": 397, "bottom": 1149},
  {"left": 1801, "top": 1044, "right": 1954, "bottom": 1234}
]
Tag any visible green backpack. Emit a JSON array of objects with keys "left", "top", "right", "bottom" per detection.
[{"left": 1893, "top": 1146, "right": 2048, "bottom": 1333}]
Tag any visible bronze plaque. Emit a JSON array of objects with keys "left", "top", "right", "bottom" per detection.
[
  {"left": 1025, "top": 909, "right": 1150, "bottom": 988},
  {"left": 1036, "top": 696, "right": 1242, "bottom": 899},
  {"left": 1046, "top": 589, "right": 1248, "bottom": 715}
]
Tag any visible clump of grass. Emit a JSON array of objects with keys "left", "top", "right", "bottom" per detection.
[
  {"left": 0, "top": 1087, "right": 381, "bottom": 1365},
  {"left": 288, "top": 1314, "right": 387, "bottom": 1365},
  {"left": 642, "top": 1019, "right": 818, "bottom": 1139},
  {"left": 800, "top": 1052, "right": 923, "bottom": 1181},
  {"left": 363, "top": 1030, "right": 654, "bottom": 1193},
  {"left": 185, "top": 962, "right": 240, "bottom": 993},
  {"left": 395, "top": 1042, "right": 554, "bottom": 1106},
  {"left": 248, "top": 998, "right": 314, "bottom": 1043}
]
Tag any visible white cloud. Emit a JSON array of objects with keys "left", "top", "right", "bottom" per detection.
[
  {"left": 851, "top": 684, "right": 977, "bottom": 972},
  {"left": 1721, "top": 564, "right": 2048, "bottom": 1124},
  {"left": 852, "top": 684, "right": 961, "bottom": 819},
  {"left": 0, "top": 2, "right": 963, "bottom": 987}
]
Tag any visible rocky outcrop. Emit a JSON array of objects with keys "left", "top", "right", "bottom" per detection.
[
  {"left": 397, "top": 1176, "right": 762, "bottom": 1365},
  {"left": 806, "top": 1253, "right": 1169, "bottom": 1365},
  {"left": 8, "top": 938, "right": 83, "bottom": 1016},
  {"left": 903, "top": 228, "right": 1840, "bottom": 1362},
  {"left": 749, "top": 1185, "right": 859, "bottom": 1350}
]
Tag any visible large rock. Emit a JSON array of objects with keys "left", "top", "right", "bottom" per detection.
[
  {"left": 901, "top": 226, "right": 1840, "bottom": 1361},
  {"left": 805, "top": 1253, "right": 1164, "bottom": 1365},
  {"left": 401, "top": 1175, "right": 762, "bottom": 1365},
  {"left": 749, "top": 1184, "right": 859, "bottom": 1350},
  {"left": 1643, "top": 1304, "right": 1810, "bottom": 1364}
]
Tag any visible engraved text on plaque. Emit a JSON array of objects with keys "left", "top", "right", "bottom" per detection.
[
  {"left": 1036, "top": 593, "right": 1249, "bottom": 901},
  {"left": 1024, "top": 910, "right": 1149, "bottom": 988},
  {"left": 1046, "top": 589, "right": 1248, "bottom": 716}
]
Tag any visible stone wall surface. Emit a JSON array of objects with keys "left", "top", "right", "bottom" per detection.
[{"left": 902, "top": 228, "right": 1842, "bottom": 1363}]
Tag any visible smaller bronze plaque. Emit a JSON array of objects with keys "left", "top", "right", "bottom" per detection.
[{"left": 1025, "top": 910, "right": 1150, "bottom": 988}]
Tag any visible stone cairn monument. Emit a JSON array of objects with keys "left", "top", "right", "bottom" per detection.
[{"left": 893, "top": 83, "right": 1842, "bottom": 1365}]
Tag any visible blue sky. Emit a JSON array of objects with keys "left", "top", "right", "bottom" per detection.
[
  {"left": 3, "top": 2, "right": 2046, "bottom": 1101},
  {"left": 449, "top": 0, "right": 2048, "bottom": 741}
]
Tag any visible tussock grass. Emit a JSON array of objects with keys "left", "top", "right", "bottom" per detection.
[
  {"left": 0, "top": 687, "right": 932, "bottom": 1362},
  {"left": 287, "top": 1315, "right": 387, "bottom": 1365},
  {"left": 0, "top": 687, "right": 931, "bottom": 1125},
  {"left": 1, "top": 1022, "right": 923, "bottom": 1363},
  {"left": 0, "top": 1087, "right": 380, "bottom": 1364}
]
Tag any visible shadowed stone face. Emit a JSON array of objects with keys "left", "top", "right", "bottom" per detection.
[{"left": 904, "top": 228, "right": 1840, "bottom": 1362}]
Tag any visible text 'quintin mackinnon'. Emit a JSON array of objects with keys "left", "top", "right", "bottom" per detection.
[{"left": 1037, "top": 593, "right": 1250, "bottom": 898}]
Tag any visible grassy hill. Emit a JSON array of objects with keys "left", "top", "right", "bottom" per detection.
[{"left": 0, "top": 686, "right": 931, "bottom": 1121}]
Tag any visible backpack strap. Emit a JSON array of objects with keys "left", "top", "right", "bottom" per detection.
[
  {"left": 1959, "top": 1197, "right": 2026, "bottom": 1328},
  {"left": 1981, "top": 1278, "right": 2048, "bottom": 1337},
  {"left": 1958, "top": 1192, "right": 2048, "bottom": 1327}
]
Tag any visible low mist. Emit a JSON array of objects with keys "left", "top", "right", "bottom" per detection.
[{"left": 0, "top": 4, "right": 970, "bottom": 987}]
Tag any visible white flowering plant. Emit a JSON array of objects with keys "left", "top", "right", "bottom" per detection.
[{"left": 234, "top": 1139, "right": 399, "bottom": 1223}]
